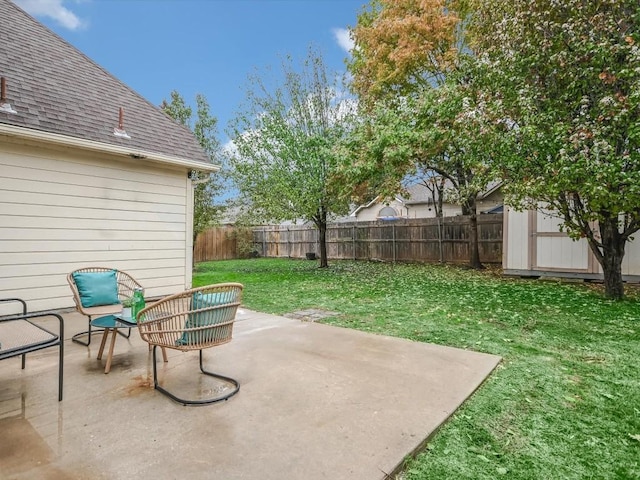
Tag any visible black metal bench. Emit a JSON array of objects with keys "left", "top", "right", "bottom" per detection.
[{"left": 0, "top": 298, "right": 64, "bottom": 401}]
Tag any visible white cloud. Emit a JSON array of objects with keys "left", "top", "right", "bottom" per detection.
[
  {"left": 14, "top": 0, "right": 85, "bottom": 30},
  {"left": 221, "top": 138, "right": 238, "bottom": 158},
  {"left": 332, "top": 28, "right": 354, "bottom": 54}
]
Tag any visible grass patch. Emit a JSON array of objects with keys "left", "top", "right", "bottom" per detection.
[{"left": 194, "top": 258, "right": 640, "bottom": 479}]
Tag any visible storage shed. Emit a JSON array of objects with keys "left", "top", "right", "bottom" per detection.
[
  {"left": 0, "top": 0, "right": 217, "bottom": 311},
  {"left": 503, "top": 208, "right": 640, "bottom": 282}
]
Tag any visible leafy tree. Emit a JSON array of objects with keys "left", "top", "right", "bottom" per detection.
[
  {"left": 227, "top": 48, "right": 355, "bottom": 268},
  {"left": 471, "top": 0, "right": 640, "bottom": 298},
  {"left": 346, "top": 0, "right": 494, "bottom": 269},
  {"left": 161, "top": 91, "right": 224, "bottom": 246},
  {"left": 341, "top": 79, "right": 498, "bottom": 268},
  {"left": 349, "top": 0, "right": 464, "bottom": 102},
  {"left": 418, "top": 77, "right": 500, "bottom": 268}
]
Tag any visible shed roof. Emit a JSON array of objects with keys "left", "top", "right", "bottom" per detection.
[{"left": 0, "top": 0, "right": 211, "bottom": 167}]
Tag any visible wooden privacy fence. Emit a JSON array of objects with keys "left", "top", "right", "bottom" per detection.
[
  {"left": 252, "top": 214, "right": 503, "bottom": 264},
  {"left": 193, "top": 226, "right": 238, "bottom": 263}
]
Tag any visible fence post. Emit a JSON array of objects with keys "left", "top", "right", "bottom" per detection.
[
  {"left": 438, "top": 216, "right": 444, "bottom": 263},
  {"left": 352, "top": 225, "right": 356, "bottom": 260},
  {"left": 392, "top": 223, "right": 396, "bottom": 264}
]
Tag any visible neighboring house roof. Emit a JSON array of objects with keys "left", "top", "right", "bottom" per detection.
[
  {"left": 402, "top": 182, "right": 447, "bottom": 205},
  {"left": 479, "top": 180, "right": 503, "bottom": 199},
  {"left": 350, "top": 180, "right": 504, "bottom": 218},
  {"left": 0, "top": 0, "right": 213, "bottom": 170},
  {"left": 483, "top": 204, "right": 504, "bottom": 214},
  {"left": 401, "top": 180, "right": 503, "bottom": 205},
  {"left": 349, "top": 196, "right": 381, "bottom": 217}
]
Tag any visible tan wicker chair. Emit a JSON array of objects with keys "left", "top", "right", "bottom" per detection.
[
  {"left": 137, "top": 283, "right": 243, "bottom": 406},
  {"left": 67, "top": 267, "right": 143, "bottom": 346}
]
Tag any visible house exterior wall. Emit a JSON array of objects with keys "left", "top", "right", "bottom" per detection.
[
  {"left": 477, "top": 189, "right": 504, "bottom": 213},
  {"left": 503, "top": 207, "right": 640, "bottom": 281},
  {"left": 354, "top": 188, "right": 504, "bottom": 222},
  {"left": 354, "top": 198, "right": 408, "bottom": 222},
  {"left": 405, "top": 203, "right": 460, "bottom": 218},
  {"left": 355, "top": 199, "right": 462, "bottom": 221},
  {"left": 0, "top": 138, "right": 194, "bottom": 311}
]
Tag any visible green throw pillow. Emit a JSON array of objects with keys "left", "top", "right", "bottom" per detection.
[
  {"left": 176, "top": 291, "right": 237, "bottom": 346},
  {"left": 72, "top": 270, "right": 119, "bottom": 308}
]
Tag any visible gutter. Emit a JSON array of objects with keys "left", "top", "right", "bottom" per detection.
[{"left": 0, "top": 123, "right": 220, "bottom": 173}]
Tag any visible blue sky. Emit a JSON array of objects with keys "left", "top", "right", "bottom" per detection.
[{"left": 14, "top": 0, "right": 366, "bottom": 143}]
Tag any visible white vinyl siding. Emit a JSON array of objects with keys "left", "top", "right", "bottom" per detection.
[{"left": 0, "top": 140, "right": 192, "bottom": 311}]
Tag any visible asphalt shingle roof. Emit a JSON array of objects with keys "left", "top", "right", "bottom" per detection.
[{"left": 0, "top": 0, "right": 210, "bottom": 164}]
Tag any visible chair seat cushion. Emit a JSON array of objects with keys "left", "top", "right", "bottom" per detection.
[
  {"left": 176, "top": 291, "right": 237, "bottom": 346},
  {"left": 72, "top": 271, "right": 120, "bottom": 308}
]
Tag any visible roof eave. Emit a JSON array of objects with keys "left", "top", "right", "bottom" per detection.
[
  {"left": 0, "top": 123, "right": 219, "bottom": 173},
  {"left": 349, "top": 195, "right": 383, "bottom": 216}
]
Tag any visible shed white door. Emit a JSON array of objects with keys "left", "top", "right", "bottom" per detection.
[{"left": 532, "top": 210, "right": 597, "bottom": 273}]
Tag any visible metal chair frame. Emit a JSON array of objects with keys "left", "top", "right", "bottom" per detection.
[{"left": 0, "top": 298, "right": 64, "bottom": 401}]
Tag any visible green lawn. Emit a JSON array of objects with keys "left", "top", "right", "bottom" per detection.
[{"left": 193, "top": 258, "right": 640, "bottom": 479}]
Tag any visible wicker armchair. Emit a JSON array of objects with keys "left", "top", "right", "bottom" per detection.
[
  {"left": 137, "top": 283, "right": 243, "bottom": 406},
  {"left": 67, "top": 267, "right": 143, "bottom": 346}
]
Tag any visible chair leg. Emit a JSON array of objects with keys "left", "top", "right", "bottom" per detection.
[
  {"left": 151, "top": 346, "right": 239, "bottom": 406},
  {"left": 58, "top": 324, "right": 64, "bottom": 401},
  {"left": 72, "top": 318, "right": 94, "bottom": 346}
]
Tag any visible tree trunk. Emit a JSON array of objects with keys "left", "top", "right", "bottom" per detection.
[
  {"left": 468, "top": 211, "right": 483, "bottom": 269},
  {"left": 313, "top": 206, "right": 329, "bottom": 268},
  {"left": 462, "top": 196, "right": 483, "bottom": 270},
  {"left": 318, "top": 221, "right": 328, "bottom": 268},
  {"left": 592, "top": 218, "right": 626, "bottom": 299}
]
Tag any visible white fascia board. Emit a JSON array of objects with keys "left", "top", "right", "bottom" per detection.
[
  {"left": 0, "top": 123, "right": 220, "bottom": 173},
  {"left": 349, "top": 195, "right": 382, "bottom": 216}
]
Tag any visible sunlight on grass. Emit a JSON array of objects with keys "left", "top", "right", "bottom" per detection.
[{"left": 194, "top": 258, "right": 640, "bottom": 479}]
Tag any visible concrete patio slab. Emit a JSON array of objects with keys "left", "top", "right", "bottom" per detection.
[{"left": 0, "top": 309, "right": 501, "bottom": 480}]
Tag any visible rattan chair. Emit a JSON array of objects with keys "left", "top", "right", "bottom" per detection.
[
  {"left": 67, "top": 267, "right": 143, "bottom": 346},
  {"left": 137, "top": 283, "right": 243, "bottom": 406}
]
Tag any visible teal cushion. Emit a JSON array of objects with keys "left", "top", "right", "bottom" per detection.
[
  {"left": 72, "top": 271, "right": 119, "bottom": 308},
  {"left": 176, "top": 291, "right": 237, "bottom": 346}
]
